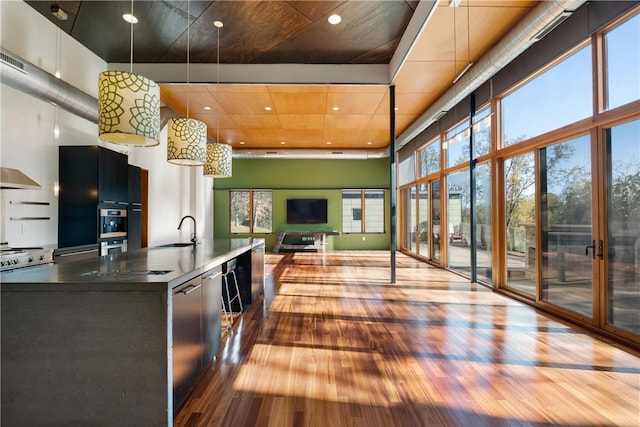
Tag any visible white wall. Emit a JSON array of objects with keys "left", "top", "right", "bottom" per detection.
[{"left": 0, "top": 0, "right": 214, "bottom": 248}]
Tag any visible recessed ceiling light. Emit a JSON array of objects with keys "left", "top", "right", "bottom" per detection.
[
  {"left": 328, "top": 14, "right": 342, "bottom": 25},
  {"left": 51, "top": 5, "right": 68, "bottom": 21},
  {"left": 122, "top": 13, "right": 138, "bottom": 24},
  {"left": 280, "top": 141, "right": 286, "bottom": 145},
  {"left": 264, "top": 106, "right": 272, "bottom": 111},
  {"left": 332, "top": 106, "right": 339, "bottom": 111},
  {"left": 326, "top": 141, "right": 332, "bottom": 145},
  {"left": 203, "top": 106, "right": 211, "bottom": 111},
  {"left": 367, "top": 141, "right": 373, "bottom": 145},
  {"left": 239, "top": 141, "right": 245, "bottom": 145}
]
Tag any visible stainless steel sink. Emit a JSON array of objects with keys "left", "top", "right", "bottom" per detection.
[{"left": 157, "top": 243, "right": 195, "bottom": 248}]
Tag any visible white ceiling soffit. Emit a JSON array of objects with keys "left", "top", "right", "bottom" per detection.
[
  {"left": 233, "top": 148, "right": 389, "bottom": 160},
  {"left": 395, "top": 0, "right": 587, "bottom": 150},
  {"left": 107, "top": 63, "right": 391, "bottom": 85}
]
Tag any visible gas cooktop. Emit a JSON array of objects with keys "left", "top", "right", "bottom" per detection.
[{"left": 0, "top": 246, "right": 54, "bottom": 272}]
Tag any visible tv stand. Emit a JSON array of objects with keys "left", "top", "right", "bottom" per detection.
[{"left": 273, "top": 231, "right": 340, "bottom": 253}]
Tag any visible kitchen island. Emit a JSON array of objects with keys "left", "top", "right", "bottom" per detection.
[{"left": 0, "top": 238, "right": 265, "bottom": 427}]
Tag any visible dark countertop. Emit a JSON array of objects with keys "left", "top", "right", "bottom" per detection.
[{"left": 0, "top": 238, "right": 264, "bottom": 291}]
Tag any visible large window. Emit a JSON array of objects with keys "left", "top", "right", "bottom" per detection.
[
  {"left": 540, "top": 135, "right": 593, "bottom": 317},
  {"left": 473, "top": 107, "right": 492, "bottom": 158},
  {"left": 229, "top": 190, "right": 272, "bottom": 233},
  {"left": 418, "top": 138, "right": 441, "bottom": 177},
  {"left": 475, "top": 162, "right": 492, "bottom": 284},
  {"left": 502, "top": 45, "right": 592, "bottom": 146},
  {"left": 445, "top": 120, "right": 470, "bottom": 168},
  {"left": 606, "top": 119, "right": 640, "bottom": 334},
  {"left": 447, "top": 169, "right": 471, "bottom": 274},
  {"left": 504, "top": 152, "right": 536, "bottom": 297},
  {"left": 604, "top": 13, "right": 640, "bottom": 110},
  {"left": 342, "top": 190, "right": 385, "bottom": 233}
]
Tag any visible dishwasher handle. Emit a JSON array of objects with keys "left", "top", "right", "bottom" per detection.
[
  {"left": 203, "top": 271, "right": 222, "bottom": 280},
  {"left": 175, "top": 283, "right": 202, "bottom": 295}
]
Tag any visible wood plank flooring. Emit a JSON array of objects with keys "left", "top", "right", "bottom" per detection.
[{"left": 174, "top": 251, "right": 640, "bottom": 427}]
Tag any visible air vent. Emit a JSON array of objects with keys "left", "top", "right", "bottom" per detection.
[
  {"left": 530, "top": 11, "right": 572, "bottom": 42},
  {"left": 0, "top": 51, "right": 27, "bottom": 74}
]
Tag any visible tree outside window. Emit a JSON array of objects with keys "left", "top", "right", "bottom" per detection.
[{"left": 230, "top": 190, "right": 272, "bottom": 233}]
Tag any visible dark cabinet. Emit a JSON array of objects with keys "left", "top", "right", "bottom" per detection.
[
  {"left": 58, "top": 146, "right": 128, "bottom": 248},
  {"left": 128, "top": 165, "right": 142, "bottom": 251},
  {"left": 98, "top": 147, "right": 128, "bottom": 204}
]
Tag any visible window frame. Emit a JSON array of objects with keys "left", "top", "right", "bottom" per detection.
[
  {"left": 341, "top": 189, "right": 386, "bottom": 234},
  {"left": 228, "top": 189, "right": 273, "bottom": 234}
]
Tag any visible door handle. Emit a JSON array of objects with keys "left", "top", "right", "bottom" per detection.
[
  {"left": 597, "top": 239, "right": 604, "bottom": 260},
  {"left": 585, "top": 240, "right": 595, "bottom": 259}
]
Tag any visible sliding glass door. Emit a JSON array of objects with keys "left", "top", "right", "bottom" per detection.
[
  {"left": 605, "top": 119, "right": 640, "bottom": 335},
  {"left": 540, "top": 135, "right": 594, "bottom": 317}
]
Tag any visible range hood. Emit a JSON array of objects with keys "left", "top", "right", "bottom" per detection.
[{"left": 0, "top": 167, "right": 42, "bottom": 190}]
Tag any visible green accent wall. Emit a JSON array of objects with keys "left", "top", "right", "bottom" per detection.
[{"left": 213, "top": 158, "right": 391, "bottom": 251}]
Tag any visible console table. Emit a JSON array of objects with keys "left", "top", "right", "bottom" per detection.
[{"left": 273, "top": 231, "right": 340, "bottom": 253}]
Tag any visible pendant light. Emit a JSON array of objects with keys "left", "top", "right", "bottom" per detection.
[
  {"left": 98, "top": 0, "right": 160, "bottom": 147},
  {"left": 204, "top": 20, "right": 232, "bottom": 178},
  {"left": 167, "top": 0, "right": 207, "bottom": 165}
]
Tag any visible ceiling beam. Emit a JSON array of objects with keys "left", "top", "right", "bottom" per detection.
[{"left": 107, "top": 63, "right": 391, "bottom": 85}]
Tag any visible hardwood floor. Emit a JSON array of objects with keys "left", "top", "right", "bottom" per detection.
[{"left": 174, "top": 251, "right": 640, "bottom": 427}]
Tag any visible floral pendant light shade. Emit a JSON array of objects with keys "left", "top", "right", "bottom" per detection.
[
  {"left": 98, "top": 71, "right": 161, "bottom": 146},
  {"left": 203, "top": 142, "right": 232, "bottom": 178},
  {"left": 167, "top": 117, "right": 207, "bottom": 165}
]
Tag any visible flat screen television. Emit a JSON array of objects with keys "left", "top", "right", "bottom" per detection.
[{"left": 286, "top": 199, "right": 328, "bottom": 224}]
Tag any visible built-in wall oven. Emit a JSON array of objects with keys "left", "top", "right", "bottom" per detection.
[
  {"left": 99, "top": 208, "right": 127, "bottom": 256},
  {"left": 99, "top": 208, "right": 127, "bottom": 239}
]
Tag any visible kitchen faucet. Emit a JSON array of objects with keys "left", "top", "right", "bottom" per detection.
[{"left": 177, "top": 215, "right": 197, "bottom": 245}]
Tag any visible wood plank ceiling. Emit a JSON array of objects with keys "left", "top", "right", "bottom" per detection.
[{"left": 27, "top": 1, "right": 538, "bottom": 151}]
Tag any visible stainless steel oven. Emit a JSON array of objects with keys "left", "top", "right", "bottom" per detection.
[
  {"left": 99, "top": 208, "right": 127, "bottom": 239},
  {"left": 100, "top": 239, "right": 127, "bottom": 256}
]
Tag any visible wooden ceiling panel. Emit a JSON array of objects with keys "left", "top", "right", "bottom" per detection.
[
  {"left": 230, "top": 114, "right": 282, "bottom": 129},
  {"left": 322, "top": 129, "right": 366, "bottom": 145},
  {"left": 254, "top": 1, "right": 414, "bottom": 64},
  {"left": 278, "top": 115, "right": 325, "bottom": 129},
  {"left": 242, "top": 129, "right": 283, "bottom": 146},
  {"left": 269, "top": 92, "right": 328, "bottom": 115},
  {"left": 394, "top": 61, "right": 458, "bottom": 95},
  {"left": 281, "top": 129, "right": 325, "bottom": 145},
  {"left": 325, "top": 91, "right": 387, "bottom": 115},
  {"left": 216, "top": 90, "right": 273, "bottom": 115},
  {"left": 468, "top": 4, "right": 535, "bottom": 59},
  {"left": 393, "top": 92, "right": 440, "bottom": 116},
  {"left": 325, "top": 115, "right": 371, "bottom": 130}
]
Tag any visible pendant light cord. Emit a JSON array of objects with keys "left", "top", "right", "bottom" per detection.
[
  {"left": 215, "top": 21, "right": 222, "bottom": 144},
  {"left": 186, "top": 0, "right": 191, "bottom": 118},
  {"left": 129, "top": 0, "right": 134, "bottom": 73}
]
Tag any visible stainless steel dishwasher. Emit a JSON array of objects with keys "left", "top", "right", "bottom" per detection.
[
  {"left": 172, "top": 276, "right": 203, "bottom": 410},
  {"left": 202, "top": 266, "right": 223, "bottom": 365}
]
